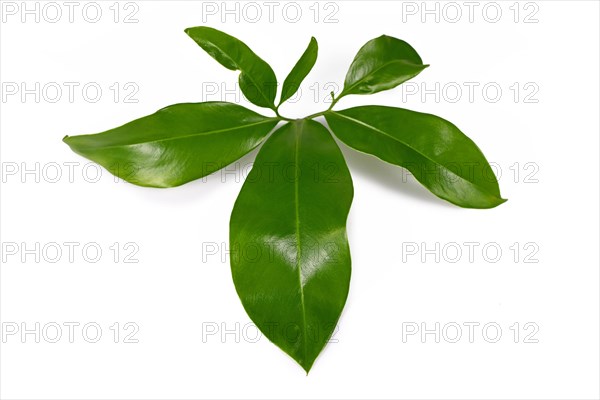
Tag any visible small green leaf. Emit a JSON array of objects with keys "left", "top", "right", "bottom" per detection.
[
  {"left": 325, "top": 106, "right": 506, "bottom": 208},
  {"left": 63, "top": 102, "right": 278, "bottom": 188},
  {"left": 185, "top": 26, "right": 278, "bottom": 109},
  {"left": 278, "top": 37, "right": 318, "bottom": 106},
  {"left": 230, "top": 119, "right": 353, "bottom": 373},
  {"left": 341, "top": 35, "right": 428, "bottom": 97}
]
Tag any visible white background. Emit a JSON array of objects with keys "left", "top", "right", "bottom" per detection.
[{"left": 1, "top": 1, "right": 599, "bottom": 399}]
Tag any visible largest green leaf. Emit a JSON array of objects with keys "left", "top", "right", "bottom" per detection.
[
  {"left": 185, "top": 26, "right": 278, "bottom": 109},
  {"left": 230, "top": 119, "right": 353, "bottom": 373},
  {"left": 63, "top": 102, "right": 278, "bottom": 188},
  {"left": 325, "top": 106, "right": 506, "bottom": 208}
]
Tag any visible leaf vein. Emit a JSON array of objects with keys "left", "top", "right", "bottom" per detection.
[
  {"left": 71, "top": 119, "right": 276, "bottom": 151},
  {"left": 293, "top": 122, "right": 308, "bottom": 367}
]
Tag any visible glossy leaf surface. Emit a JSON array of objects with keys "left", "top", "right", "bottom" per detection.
[
  {"left": 279, "top": 37, "right": 318, "bottom": 106},
  {"left": 341, "top": 35, "right": 428, "bottom": 97},
  {"left": 325, "top": 106, "right": 506, "bottom": 208},
  {"left": 230, "top": 119, "right": 353, "bottom": 372},
  {"left": 185, "top": 26, "right": 278, "bottom": 109},
  {"left": 63, "top": 102, "right": 278, "bottom": 188}
]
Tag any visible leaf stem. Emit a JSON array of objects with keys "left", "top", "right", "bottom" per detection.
[
  {"left": 274, "top": 106, "right": 295, "bottom": 122},
  {"left": 302, "top": 111, "right": 325, "bottom": 120},
  {"left": 303, "top": 92, "right": 343, "bottom": 120},
  {"left": 275, "top": 91, "right": 344, "bottom": 121}
]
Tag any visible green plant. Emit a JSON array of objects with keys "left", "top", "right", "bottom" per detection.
[{"left": 63, "top": 26, "right": 506, "bottom": 373}]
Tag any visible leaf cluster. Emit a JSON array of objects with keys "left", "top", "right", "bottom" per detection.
[{"left": 63, "top": 27, "right": 506, "bottom": 372}]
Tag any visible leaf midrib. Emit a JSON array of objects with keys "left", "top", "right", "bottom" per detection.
[
  {"left": 342, "top": 58, "right": 424, "bottom": 95},
  {"left": 292, "top": 122, "right": 308, "bottom": 367},
  {"left": 70, "top": 119, "right": 276, "bottom": 151},
  {"left": 328, "top": 111, "right": 497, "bottom": 197}
]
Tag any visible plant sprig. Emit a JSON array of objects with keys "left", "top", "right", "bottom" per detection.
[{"left": 63, "top": 26, "right": 506, "bottom": 373}]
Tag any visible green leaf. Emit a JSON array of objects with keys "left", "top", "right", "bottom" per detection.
[
  {"left": 341, "top": 35, "right": 428, "bottom": 97},
  {"left": 185, "top": 26, "right": 278, "bottom": 109},
  {"left": 325, "top": 106, "right": 506, "bottom": 208},
  {"left": 63, "top": 102, "right": 278, "bottom": 188},
  {"left": 230, "top": 119, "right": 353, "bottom": 373},
  {"left": 278, "top": 37, "right": 318, "bottom": 106}
]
